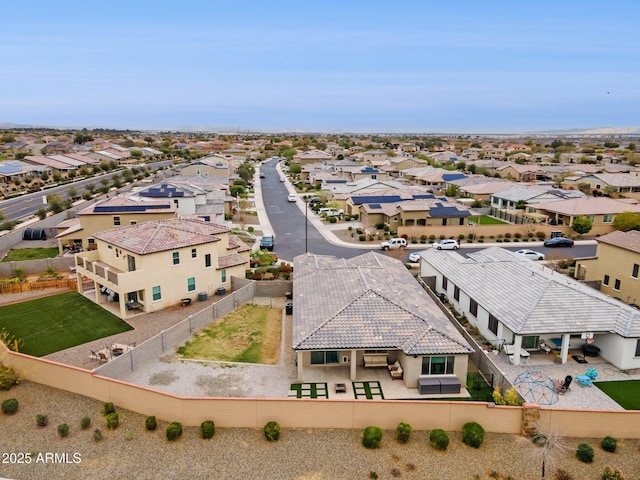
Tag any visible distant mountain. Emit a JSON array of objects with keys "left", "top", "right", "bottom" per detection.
[{"left": 533, "top": 127, "right": 640, "bottom": 135}]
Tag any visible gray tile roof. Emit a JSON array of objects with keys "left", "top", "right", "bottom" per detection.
[
  {"left": 292, "top": 252, "right": 472, "bottom": 355},
  {"left": 422, "top": 247, "right": 640, "bottom": 337}
]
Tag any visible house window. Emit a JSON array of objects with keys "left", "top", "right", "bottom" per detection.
[
  {"left": 113, "top": 216, "right": 121, "bottom": 226},
  {"left": 191, "top": 248, "right": 197, "bottom": 259},
  {"left": 221, "top": 269, "right": 226, "bottom": 283},
  {"left": 130, "top": 220, "right": 137, "bottom": 225},
  {"left": 488, "top": 314, "right": 498, "bottom": 335},
  {"left": 442, "top": 218, "right": 447, "bottom": 226},
  {"left": 453, "top": 286, "right": 460, "bottom": 301},
  {"left": 442, "top": 276, "right": 448, "bottom": 290},
  {"left": 310, "top": 351, "right": 340, "bottom": 365},
  {"left": 603, "top": 214, "right": 612, "bottom": 223},
  {"left": 88, "top": 238, "right": 95, "bottom": 245},
  {"left": 522, "top": 335, "right": 539, "bottom": 349},
  {"left": 108, "top": 245, "right": 113, "bottom": 250},
  {"left": 633, "top": 264, "right": 639, "bottom": 279},
  {"left": 469, "top": 298, "right": 478, "bottom": 317},
  {"left": 187, "top": 277, "right": 196, "bottom": 292},
  {"left": 417, "top": 219, "right": 426, "bottom": 226},
  {"left": 371, "top": 174, "right": 376, "bottom": 180},
  {"left": 152, "top": 286, "right": 161, "bottom": 301},
  {"left": 205, "top": 254, "right": 212, "bottom": 268},
  {"left": 585, "top": 215, "right": 595, "bottom": 222},
  {"left": 459, "top": 218, "right": 464, "bottom": 225},
  {"left": 614, "top": 279, "right": 621, "bottom": 291},
  {"left": 172, "top": 252, "right": 180, "bottom": 265},
  {"left": 421, "top": 356, "right": 455, "bottom": 375},
  {"left": 405, "top": 219, "right": 415, "bottom": 226},
  {"left": 603, "top": 274, "right": 610, "bottom": 286},
  {"left": 196, "top": 169, "right": 201, "bottom": 175},
  {"left": 636, "top": 340, "right": 640, "bottom": 357}
]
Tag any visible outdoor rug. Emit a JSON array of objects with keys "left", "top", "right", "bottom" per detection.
[
  {"left": 572, "top": 355, "right": 588, "bottom": 364},
  {"left": 288, "top": 383, "right": 328, "bottom": 399},
  {"left": 352, "top": 381, "right": 385, "bottom": 400}
]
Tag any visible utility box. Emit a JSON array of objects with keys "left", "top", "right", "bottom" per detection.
[
  {"left": 216, "top": 287, "right": 226, "bottom": 296},
  {"left": 285, "top": 302, "right": 293, "bottom": 315},
  {"left": 198, "top": 292, "right": 208, "bottom": 302}
]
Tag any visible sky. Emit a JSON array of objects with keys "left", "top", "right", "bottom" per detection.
[{"left": 2, "top": 1, "right": 639, "bottom": 133}]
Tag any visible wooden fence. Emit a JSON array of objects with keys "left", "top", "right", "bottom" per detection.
[{"left": 0, "top": 278, "right": 76, "bottom": 295}]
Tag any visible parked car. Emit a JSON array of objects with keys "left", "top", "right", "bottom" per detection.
[
  {"left": 287, "top": 193, "right": 297, "bottom": 202},
  {"left": 259, "top": 173, "right": 266, "bottom": 178},
  {"left": 515, "top": 249, "right": 545, "bottom": 260},
  {"left": 307, "top": 197, "right": 322, "bottom": 206},
  {"left": 408, "top": 251, "right": 422, "bottom": 263},
  {"left": 259, "top": 233, "right": 274, "bottom": 251},
  {"left": 318, "top": 207, "right": 344, "bottom": 217},
  {"left": 543, "top": 237, "right": 574, "bottom": 247},
  {"left": 432, "top": 239, "right": 460, "bottom": 250},
  {"left": 380, "top": 238, "right": 407, "bottom": 250},
  {"left": 279, "top": 177, "right": 286, "bottom": 182}
]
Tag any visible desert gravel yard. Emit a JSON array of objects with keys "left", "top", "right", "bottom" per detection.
[{"left": 1, "top": 382, "right": 639, "bottom": 480}]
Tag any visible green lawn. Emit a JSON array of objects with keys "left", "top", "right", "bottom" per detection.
[
  {"left": 2, "top": 247, "right": 59, "bottom": 262},
  {"left": 0, "top": 292, "right": 133, "bottom": 356},
  {"left": 474, "top": 215, "right": 507, "bottom": 225},
  {"left": 594, "top": 380, "right": 640, "bottom": 410}
]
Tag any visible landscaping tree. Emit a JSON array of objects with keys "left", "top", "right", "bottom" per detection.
[
  {"left": 47, "top": 193, "right": 66, "bottom": 214},
  {"left": 612, "top": 211, "right": 640, "bottom": 231},
  {"left": 572, "top": 216, "right": 593, "bottom": 236}
]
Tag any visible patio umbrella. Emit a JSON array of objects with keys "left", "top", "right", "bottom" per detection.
[{"left": 513, "top": 371, "right": 559, "bottom": 406}]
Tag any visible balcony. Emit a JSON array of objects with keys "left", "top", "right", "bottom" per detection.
[{"left": 76, "top": 254, "right": 146, "bottom": 292}]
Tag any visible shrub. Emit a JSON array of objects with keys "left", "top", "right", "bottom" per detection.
[
  {"left": 57, "top": 423, "right": 69, "bottom": 437},
  {"left": 458, "top": 234, "right": 465, "bottom": 240},
  {"left": 166, "top": 422, "right": 183, "bottom": 441},
  {"left": 1, "top": 398, "right": 19, "bottom": 415},
  {"left": 536, "top": 231, "right": 546, "bottom": 240},
  {"left": 462, "top": 422, "right": 485, "bottom": 448},
  {"left": 601, "top": 436, "right": 617, "bottom": 453},
  {"left": 0, "top": 363, "right": 20, "bottom": 390},
  {"left": 36, "top": 414, "right": 49, "bottom": 427},
  {"left": 601, "top": 466, "right": 626, "bottom": 480},
  {"left": 359, "top": 235, "right": 366, "bottom": 241},
  {"left": 80, "top": 416, "right": 91, "bottom": 430},
  {"left": 576, "top": 442, "right": 594, "bottom": 463},
  {"left": 429, "top": 429, "right": 449, "bottom": 451},
  {"left": 106, "top": 412, "right": 120, "bottom": 430},
  {"left": 554, "top": 468, "right": 574, "bottom": 480},
  {"left": 247, "top": 226, "right": 254, "bottom": 233},
  {"left": 145, "top": 416, "right": 157, "bottom": 431},
  {"left": 396, "top": 422, "right": 412, "bottom": 444},
  {"left": 93, "top": 429, "right": 103, "bottom": 442},
  {"left": 264, "top": 421, "right": 281, "bottom": 441},
  {"left": 200, "top": 420, "right": 215, "bottom": 439},
  {"left": 362, "top": 426, "right": 383, "bottom": 449},
  {"left": 102, "top": 402, "right": 116, "bottom": 415}
]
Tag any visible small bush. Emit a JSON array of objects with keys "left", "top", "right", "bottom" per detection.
[
  {"left": 369, "top": 472, "right": 378, "bottom": 480},
  {"left": 36, "top": 414, "right": 49, "bottom": 427},
  {"left": 106, "top": 412, "right": 120, "bottom": 430},
  {"left": 554, "top": 468, "right": 574, "bottom": 480},
  {"left": 601, "top": 436, "right": 617, "bottom": 453},
  {"left": 429, "top": 429, "right": 449, "bottom": 451},
  {"left": 145, "top": 416, "right": 157, "bottom": 431},
  {"left": 1, "top": 398, "right": 19, "bottom": 415},
  {"left": 264, "top": 421, "right": 281, "bottom": 441},
  {"left": 396, "top": 422, "right": 412, "bottom": 443},
  {"left": 600, "top": 466, "right": 626, "bottom": 480},
  {"left": 200, "top": 420, "right": 215, "bottom": 439},
  {"left": 576, "top": 442, "right": 594, "bottom": 463},
  {"left": 462, "top": 422, "right": 485, "bottom": 449},
  {"left": 362, "top": 426, "right": 383, "bottom": 449},
  {"left": 57, "top": 423, "right": 69, "bottom": 437},
  {"left": 359, "top": 235, "right": 366, "bottom": 241},
  {"left": 80, "top": 416, "right": 91, "bottom": 430},
  {"left": 0, "top": 363, "right": 20, "bottom": 390},
  {"left": 329, "top": 216, "right": 337, "bottom": 223},
  {"left": 102, "top": 402, "right": 116, "bottom": 416},
  {"left": 93, "top": 429, "right": 103, "bottom": 442},
  {"left": 166, "top": 422, "right": 183, "bottom": 441}
]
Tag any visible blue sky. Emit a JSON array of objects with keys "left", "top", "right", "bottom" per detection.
[{"left": 2, "top": 1, "right": 639, "bottom": 133}]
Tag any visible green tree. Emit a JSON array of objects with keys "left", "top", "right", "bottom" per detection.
[
  {"left": 47, "top": 193, "right": 66, "bottom": 214},
  {"left": 144, "top": 136, "right": 154, "bottom": 145},
  {"left": 444, "top": 184, "right": 459, "bottom": 197},
  {"left": 130, "top": 150, "right": 143, "bottom": 159},
  {"left": 628, "top": 142, "right": 636, "bottom": 151},
  {"left": 74, "top": 132, "right": 94, "bottom": 144},
  {"left": 288, "top": 163, "right": 301, "bottom": 175},
  {"left": 572, "top": 216, "right": 593, "bottom": 236},
  {"left": 230, "top": 185, "right": 245, "bottom": 197},
  {"left": 612, "top": 211, "right": 640, "bottom": 231},
  {"left": 236, "top": 162, "right": 255, "bottom": 182},
  {"left": 67, "top": 186, "right": 78, "bottom": 199},
  {"left": 36, "top": 208, "right": 48, "bottom": 220}
]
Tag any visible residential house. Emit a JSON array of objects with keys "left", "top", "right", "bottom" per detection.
[
  {"left": 293, "top": 149, "right": 331, "bottom": 165},
  {"left": 577, "top": 230, "right": 640, "bottom": 306},
  {"left": 496, "top": 164, "right": 547, "bottom": 182},
  {"left": 362, "top": 149, "right": 388, "bottom": 163},
  {"left": 180, "top": 156, "right": 230, "bottom": 182},
  {"left": 419, "top": 247, "right": 640, "bottom": 370},
  {"left": 292, "top": 252, "right": 473, "bottom": 388},
  {"left": 563, "top": 174, "right": 640, "bottom": 199},
  {"left": 55, "top": 196, "right": 177, "bottom": 255},
  {"left": 75, "top": 218, "right": 250, "bottom": 318},
  {"left": 22, "top": 155, "right": 76, "bottom": 174}
]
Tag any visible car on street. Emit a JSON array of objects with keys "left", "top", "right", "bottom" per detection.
[
  {"left": 543, "top": 237, "right": 574, "bottom": 247},
  {"left": 515, "top": 249, "right": 545, "bottom": 260},
  {"left": 259, "top": 233, "right": 275, "bottom": 251},
  {"left": 287, "top": 193, "right": 297, "bottom": 202},
  {"left": 408, "top": 251, "right": 422, "bottom": 263},
  {"left": 432, "top": 239, "right": 460, "bottom": 250},
  {"left": 259, "top": 173, "right": 265, "bottom": 178},
  {"left": 380, "top": 238, "right": 407, "bottom": 250},
  {"left": 280, "top": 177, "right": 286, "bottom": 182}
]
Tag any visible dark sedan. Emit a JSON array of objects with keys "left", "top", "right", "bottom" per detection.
[{"left": 543, "top": 237, "right": 574, "bottom": 247}]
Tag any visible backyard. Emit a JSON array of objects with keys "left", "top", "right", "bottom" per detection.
[
  {"left": 469, "top": 215, "right": 508, "bottom": 225},
  {"left": 595, "top": 380, "right": 640, "bottom": 410},
  {"left": 1, "top": 247, "right": 59, "bottom": 262},
  {"left": 176, "top": 304, "right": 282, "bottom": 364},
  {"left": 0, "top": 292, "right": 133, "bottom": 356}
]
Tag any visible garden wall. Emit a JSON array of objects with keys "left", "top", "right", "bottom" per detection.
[
  {"left": 0, "top": 257, "right": 75, "bottom": 277},
  {"left": 255, "top": 280, "right": 293, "bottom": 298}
]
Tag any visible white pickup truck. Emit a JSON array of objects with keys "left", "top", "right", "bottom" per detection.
[
  {"left": 318, "top": 207, "right": 344, "bottom": 217},
  {"left": 380, "top": 238, "right": 407, "bottom": 250}
]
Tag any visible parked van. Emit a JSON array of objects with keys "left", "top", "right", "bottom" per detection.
[{"left": 260, "top": 233, "right": 275, "bottom": 251}]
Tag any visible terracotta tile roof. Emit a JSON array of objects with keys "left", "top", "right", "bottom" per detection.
[
  {"left": 596, "top": 230, "right": 640, "bottom": 254},
  {"left": 217, "top": 252, "right": 248, "bottom": 269},
  {"left": 228, "top": 235, "right": 251, "bottom": 253},
  {"left": 532, "top": 197, "right": 640, "bottom": 216},
  {"left": 94, "top": 218, "right": 228, "bottom": 255}
]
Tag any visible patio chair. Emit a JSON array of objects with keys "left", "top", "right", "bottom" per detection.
[
  {"left": 556, "top": 375, "right": 572, "bottom": 394},
  {"left": 539, "top": 341, "right": 552, "bottom": 354},
  {"left": 98, "top": 352, "right": 109, "bottom": 364},
  {"left": 90, "top": 349, "right": 100, "bottom": 360}
]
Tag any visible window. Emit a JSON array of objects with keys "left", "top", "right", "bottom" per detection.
[
  {"left": 130, "top": 220, "right": 137, "bottom": 225},
  {"left": 636, "top": 340, "right": 640, "bottom": 357},
  {"left": 417, "top": 219, "right": 426, "bottom": 226},
  {"left": 441, "top": 218, "right": 447, "bottom": 226},
  {"left": 152, "top": 286, "right": 161, "bottom": 301},
  {"left": 614, "top": 279, "right": 621, "bottom": 291},
  {"left": 421, "top": 356, "right": 455, "bottom": 375},
  {"left": 453, "top": 286, "right": 460, "bottom": 301},
  {"left": 113, "top": 216, "right": 121, "bottom": 226},
  {"left": 187, "top": 277, "right": 196, "bottom": 292},
  {"left": 371, "top": 174, "right": 377, "bottom": 180},
  {"left": 205, "top": 254, "right": 212, "bottom": 268},
  {"left": 442, "top": 276, "right": 448, "bottom": 290},
  {"left": 603, "top": 214, "right": 612, "bottom": 223},
  {"left": 88, "top": 238, "right": 95, "bottom": 244},
  {"left": 221, "top": 269, "right": 226, "bottom": 283},
  {"left": 191, "top": 248, "right": 197, "bottom": 259},
  {"left": 172, "top": 252, "right": 180, "bottom": 265},
  {"left": 107, "top": 245, "right": 113, "bottom": 250},
  {"left": 310, "top": 351, "right": 340, "bottom": 365},
  {"left": 488, "top": 314, "right": 498, "bottom": 335},
  {"left": 459, "top": 218, "right": 464, "bottom": 225},
  {"left": 585, "top": 215, "right": 595, "bottom": 222},
  {"left": 633, "top": 264, "right": 639, "bottom": 279},
  {"left": 603, "top": 274, "right": 610, "bottom": 286},
  {"left": 522, "top": 335, "right": 539, "bottom": 349},
  {"left": 469, "top": 298, "right": 478, "bottom": 317}
]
